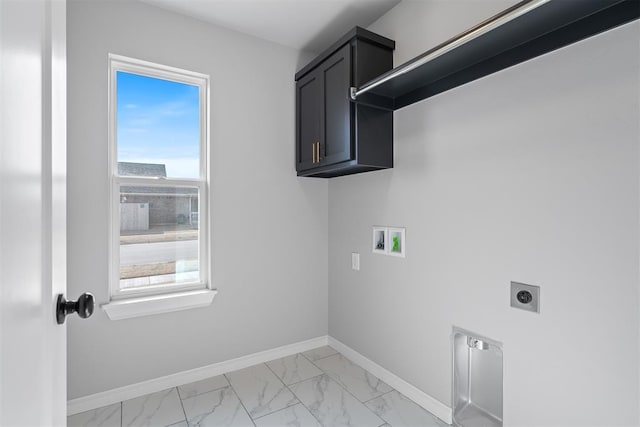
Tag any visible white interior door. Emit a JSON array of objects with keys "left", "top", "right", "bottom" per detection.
[{"left": 0, "top": 0, "right": 67, "bottom": 425}]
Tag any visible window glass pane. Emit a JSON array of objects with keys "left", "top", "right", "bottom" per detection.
[
  {"left": 116, "top": 71, "right": 200, "bottom": 179},
  {"left": 119, "top": 185, "right": 200, "bottom": 289}
]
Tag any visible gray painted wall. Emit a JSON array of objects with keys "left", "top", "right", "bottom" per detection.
[
  {"left": 329, "top": 1, "right": 639, "bottom": 425},
  {"left": 67, "top": 0, "right": 327, "bottom": 399},
  {"left": 68, "top": 1, "right": 640, "bottom": 422}
]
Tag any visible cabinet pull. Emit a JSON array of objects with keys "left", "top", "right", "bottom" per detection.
[
  {"left": 316, "top": 142, "right": 321, "bottom": 162},
  {"left": 312, "top": 143, "right": 316, "bottom": 163}
]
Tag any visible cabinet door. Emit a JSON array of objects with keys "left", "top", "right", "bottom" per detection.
[
  {"left": 296, "top": 70, "right": 320, "bottom": 172},
  {"left": 320, "top": 43, "right": 352, "bottom": 166}
]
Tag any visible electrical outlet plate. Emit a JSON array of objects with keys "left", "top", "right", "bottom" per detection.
[
  {"left": 510, "top": 281, "right": 540, "bottom": 313},
  {"left": 351, "top": 252, "right": 360, "bottom": 271}
]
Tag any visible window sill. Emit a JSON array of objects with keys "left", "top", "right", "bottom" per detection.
[{"left": 102, "top": 289, "right": 217, "bottom": 320}]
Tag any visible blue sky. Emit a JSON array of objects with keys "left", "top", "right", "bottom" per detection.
[{"left": 117, "top": 71, "right": 200, "bottom": 178}]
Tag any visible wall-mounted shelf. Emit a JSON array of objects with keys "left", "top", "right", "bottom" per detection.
[{"left": 351, "top": 0, "right": 640, "bottom": 111}]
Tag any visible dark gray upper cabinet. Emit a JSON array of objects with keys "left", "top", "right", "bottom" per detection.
[{"left": 295, "top": 27, "right": 395, "bottom": 178}]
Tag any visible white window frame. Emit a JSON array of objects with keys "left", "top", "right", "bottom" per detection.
[{"left": 107, "top": 54, "right": 211, "bottom": 304}]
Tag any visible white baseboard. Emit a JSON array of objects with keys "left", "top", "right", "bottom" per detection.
[
  {"left": 67, "top": 335, "right": 328, "bottom": 416},
  {"left": 68, "top": 334, "right": 452, "bottom": 425},
  {"left": 328, "top": 336, "right": 453, "bottom": 425}
]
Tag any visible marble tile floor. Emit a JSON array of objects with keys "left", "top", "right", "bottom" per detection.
[{"left": 68, "top": 346, "right": 448, "bottom": 427}]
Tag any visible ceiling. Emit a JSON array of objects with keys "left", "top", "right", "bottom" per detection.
[{"left": 139, "top": 0, "right": 401, "bottom": 54}]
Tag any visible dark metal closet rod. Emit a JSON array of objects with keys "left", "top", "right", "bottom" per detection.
[{"left": 349, "top": 0, "right": 549, "bottom": 100}]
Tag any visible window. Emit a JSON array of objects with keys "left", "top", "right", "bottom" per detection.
[{"left": 108, "top": 54, "right": 210, "bottom": 303}]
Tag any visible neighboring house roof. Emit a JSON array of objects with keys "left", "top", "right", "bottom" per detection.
[
  {"left": 118, "top": 162, "right": 167, "bottom": 177},
  {"left": 118, "top": 162, "right": 198, "bottom": 196},
  {"left": 121, "top": 186, "right": 198, "bottom": 196}
]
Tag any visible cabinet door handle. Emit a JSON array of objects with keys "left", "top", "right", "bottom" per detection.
[
  {"left": 316, "top": 142, "right": 321, "bottom": 162},
  {"left": 312, "top": 143, "right": 316, "bottom": 163}
]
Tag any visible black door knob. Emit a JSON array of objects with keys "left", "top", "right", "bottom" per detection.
[{"left": 56, "top": 293, "right": 95, "bottom": 324}]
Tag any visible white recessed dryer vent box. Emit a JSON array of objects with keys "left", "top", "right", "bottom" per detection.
[{"left": 452, "top": 326, "right": 503, "bottom": 427}]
